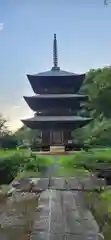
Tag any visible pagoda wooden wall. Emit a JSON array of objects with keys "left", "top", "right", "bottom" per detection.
[
  {"left": 50, "top": 131, "right": 63, "bottom": 145},
  {"left": 41, "top": 131, "right": 50, "bottom": 145},
  {"left": 63, "top": 131, "right": 72, "bottom": 143},
  {"left": 41, "top": 130, "right": 72, "bottom": 146}
]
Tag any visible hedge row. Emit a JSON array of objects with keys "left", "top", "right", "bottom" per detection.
[{"left": 59, "top": 148, "right": 111, "bottom": 171}]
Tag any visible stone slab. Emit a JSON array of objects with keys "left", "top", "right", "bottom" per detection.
[{"left": 50, "top": 146, "right": 65, "bottom": 153}]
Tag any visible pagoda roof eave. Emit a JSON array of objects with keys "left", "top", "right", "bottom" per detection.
[
  {"left": 27, "top": 71, "right": 85, "bottom": 78},
  {"left": 21, "top": 116, "right": 92, "bottom": 130},
  {"left": 24, "top": 94, "right": 88, "bottom": 99},
  {"left": 27, "top": 73, "right": 86, "bottom": 94},
  {"left": 21, "top": 116, "right": 92, "bottom": 122},
  {"left": 24, "top": 95, "right": 85, "bottom": 112}
]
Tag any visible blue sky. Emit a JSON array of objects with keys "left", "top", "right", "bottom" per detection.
[{"left": 0, "top": 0, "right": 111, "bottom": 131}]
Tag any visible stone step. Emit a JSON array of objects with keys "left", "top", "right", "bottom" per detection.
[
  {"left": 10, "top": 177, "right": 105, "bottom": 193},
  {"left": 50, "top": 146, "right": 65, "bottom": 153}
]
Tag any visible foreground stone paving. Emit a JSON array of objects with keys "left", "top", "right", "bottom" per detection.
[
  {"left": 0, "top": 177, "right": 102, "bottom": 239},
  {"left": 30, "top": 189, "right": 100, "bottom": 240}
]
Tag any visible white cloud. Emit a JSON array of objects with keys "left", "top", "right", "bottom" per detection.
[
  {"left": 0, "top": 100, "right": 33, "bottom": 131},
  {"left": 0, "top": 23, "right": 4, "bottom": 32},
  {"left": 11, "top": 105, "right": 21, "bottom": 110},
  {"left": 5, "top": 103, "right": 33, "bottom": 131}
]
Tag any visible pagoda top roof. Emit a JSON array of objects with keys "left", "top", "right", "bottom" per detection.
[
  {"left": 30, "top": 68, "right": 84, "bottom": 77},
  {"left": 22, "top": 116, "right": 92, "bottom": 122},
  {"left": 27, "top": 34, "right": 85, "bottom": 78}
]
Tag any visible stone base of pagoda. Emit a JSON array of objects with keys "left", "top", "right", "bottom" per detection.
[{"left": 50, "top": 145, "right": 65, "bottom": 153}]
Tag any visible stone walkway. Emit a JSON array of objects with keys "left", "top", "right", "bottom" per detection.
[{"left": 0, "top": 177, "right": 103, "bottom": 240}]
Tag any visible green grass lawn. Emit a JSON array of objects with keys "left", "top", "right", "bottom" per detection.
[
  {"left": 58, "top": 148, "right": 111, "bottom": 171},
  {"left": 0, "top": 147, "right": 111, "bottom": 182},
  {"left": 0, "top": 148, "right": 31, "bottom": 157}
]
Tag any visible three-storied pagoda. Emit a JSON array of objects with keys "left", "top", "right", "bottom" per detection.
[{"left": 22, "top": 34, "right": 91, "bottom": 152}]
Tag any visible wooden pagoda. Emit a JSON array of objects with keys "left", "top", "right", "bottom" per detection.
[{"left": 22, "top": 34, "right": 91, "bottom": 152}]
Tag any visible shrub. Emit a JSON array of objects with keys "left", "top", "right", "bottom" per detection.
[
  {"left": 0, "top": 150, "right": 55, "bottom": 184},
  {"left": 0, "top": 150, "right": 30, "bottom": 184},
  {"left": 59, "top": 148, "right": 111, "bottom": 171},
  {"left": 84, "top": 190, "right": 111, "bottom": 239}
]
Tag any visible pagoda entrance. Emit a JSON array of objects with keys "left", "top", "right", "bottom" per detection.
[{"left": 50, "top": 131, "right": 63, "bottom": 145}]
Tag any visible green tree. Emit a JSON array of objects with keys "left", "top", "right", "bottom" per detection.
[
  {"left": 0, "top": 114, "right": 18, "bottom": 148},
  {"left": 83, "top": 67, "right": 111, "bottom": 118},
  {"left": 15, "top": 125, "right": 41, "bottom": 146},
  {"left": 75, "top": 67, "right": 111, "bottom": 146},
  {"left": 0, "top": 114, "right": 10, "bottom": 137}
]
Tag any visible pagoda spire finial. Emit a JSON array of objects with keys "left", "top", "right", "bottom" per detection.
[{"left": 52, "top": 33, "right": 60, "bottom": 70}]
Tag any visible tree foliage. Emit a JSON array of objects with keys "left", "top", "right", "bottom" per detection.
[
  {"left": 75, "top": 67, "right": 111, "bottom": 146},
  {"left": 83, "top": 67, "right": 111, "bottom": 118},
  {"left": 0, "top": 114, "right": 10, "bottom": 137},
  {"left": 15, "top": 125, "right": 41, "bottom": 146},
  {"left": 0, "top": 115, "right": 18, "bottom": 148}
]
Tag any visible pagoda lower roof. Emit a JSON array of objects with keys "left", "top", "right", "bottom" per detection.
[
  {"left": 22, "top": 116, "right": 92, "bottom": 130},
  {"left": 24, "top": 94, "right": 88, "bottom": 99},
  {"left": 22, "top": 116, "right": 91, "bottom": 121}
]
